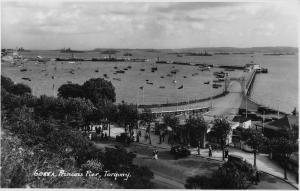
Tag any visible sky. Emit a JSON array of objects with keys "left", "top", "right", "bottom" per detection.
[{"left": 1, "top": 0, "right": 299, "bottom": 50}]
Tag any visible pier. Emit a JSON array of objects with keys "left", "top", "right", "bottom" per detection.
[{"left": 244, "top": 69, "right": 257, "bottom": 96}]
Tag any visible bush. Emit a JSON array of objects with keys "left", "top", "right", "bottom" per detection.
[
  {"left": 185, "top": 175, "right": 212, "bottom": 189},
  {"left": 10, "top": 83, "right": 31, "bottom": 95},
  {"left": 81, "top": 159, "right": 103, "bottom": 173}
]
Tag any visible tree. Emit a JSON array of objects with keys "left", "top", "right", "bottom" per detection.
[
  {"left": 10, "top": 83, "right": 31, "bottom": 95},
  {"left": 185, "top": 175, "right": 211, "bottom": 189},
  {"left": 184, "top": 160, "right": 253, "bottom": 189},
  {"left": 102, "top": 147, "right": 154, "bottom": 188},
  {"left": 58, "top": 84, "right": 84, "bottom": 99},
  {"left": 211, "top": 160, "right": 253, "bottom": 189},
  {"left": 139, "top": 108, "right": 155, "bottom": 144},
  {"left": 82, "top": 78, "right": 116, "bottom": 105},
  {"left": 209, "top": 118, "right": 231, "bottom": 160},
  {"left": 1, "top": 75, "right": 15, "bottom": 93},
  {"left": 244, "top": 129, "right": 268, "bottom": 167},
  {"left": 185, "top": 115, "right": 208, "bottom": 147},
  {"left": 271, "top": 137, "right": 297, "bottom": 180},
  {"left": 163, "top": 114, "right": 180, "bottom": 146}
]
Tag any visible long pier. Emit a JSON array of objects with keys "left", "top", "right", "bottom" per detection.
[
  {"left": 244, "top": 69, "right": 257, "bottom": 96},
  {"left": 243, "top": 69, "right": 288, "bottom": 115}
]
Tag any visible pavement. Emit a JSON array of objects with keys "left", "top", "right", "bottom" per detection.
[{"left": 135, "top": 128, "right": 298, "bottom": 189}]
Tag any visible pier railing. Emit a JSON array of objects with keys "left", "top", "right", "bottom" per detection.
[{"left": 245, "top": 70, "right": 256, "bottom": 95}]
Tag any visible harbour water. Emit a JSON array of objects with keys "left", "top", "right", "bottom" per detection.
[{"left": 1, "top": 50, "right": 298, "bottom": 113}]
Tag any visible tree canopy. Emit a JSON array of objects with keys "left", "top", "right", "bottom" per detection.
[
  {"left": 58, "top": 84, "right": 84, "bottom": 99},
  {"left": 82, "top": 78, "right": 116, "bottom": 105},
  {"left": 58, "top": 78, "right": 116, "bottom": 106},
  {"left": 185, "top": 115, "right": 208, "bottom": 147}
]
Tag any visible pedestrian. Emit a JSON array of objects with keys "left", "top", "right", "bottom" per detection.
[
  {"left": 152, "top": 149, "right": 156, "bottom": 160},
  {"left": 162, "top": 132, "right": 165, "bottom": 142},
  {"left": 101, "top": 132, "right": 104, "bottom": 140},
  {"left": 256, "top": 170, "right": 260, "bottom": 183},
  {"left": 88, "top": 133, "right": 92, "bottom": 141},
  {"left": 208, "top": 145, "right": 212, "bottom": 157},
  {"left": 155, "top": 150, "right": 159, "bottom": 160},
  {"left": 225, "top": 147, "right": 229, "bottom": 158},
  {"left": 104, "top": 132, "right": 108, "bottom": 140},
  {"left": 197, "top": 141, "right": 201, "bottom": 155},
  {"left": 137, "top": 130, "right": 141, "bottom": 142},
  {"left": 251, "top": 169, "right": 258, "bottom": 185}
]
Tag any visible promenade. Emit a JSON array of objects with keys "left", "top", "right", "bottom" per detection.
[
  {"left": 151, "top": 80, "right": 243, "bottom": 119},
  {"left": 135, "top": 128, "right": 298, "bottom": 189}
]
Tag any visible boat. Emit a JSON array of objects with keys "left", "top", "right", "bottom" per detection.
[
  {"left": 192, "top": 73, "right": 199, "bottom": 76},
  {"left": 171, "top": 69, "right": 179, "bottom": 74},
  {"left": 204, "top": 81, "right": 210, "bottom": 84},
  {"left": 114, "top": 66, "right": 118, "bottom": 69},
  {"left": 213, "top": 84, "right": 222, "bottom": 88},
  {"left": 147, "top": 82, "right": 153, "bottom": 85},
  {"left": 160, "top": 76, "right": 164, "bottom": 78},
  {"left": 124, "top": 53, "right": 132, "bottom": 56},
  {"left": 261, "top": 68, "right": 268, "bottom": 73},
  {"left": 20, "top": 68, "right": 27, "bottom": 72},
  {"left": 116, "top": 70, "right": 125, "bottom": 73},
  {"left": 103, "top": 74, "right": 108, "bottom": 78},
  {"left": 183, "top": 76, "right": 187, "bottom": 78},
  {"left": 159, "top": 86, "right": 165, "bottom": 88},
  {"left": 113, "top": 78, "right": 121, "bottom": 81},
  {"left": 67, "top": 81, "right": 72, "bottom": 84},
  {"left": 95, "top": 69, "right": 99, "bottom": 73},
  {"left": 140, "top": 68, "right": 145, "bottom": 71},
  {"left": 156, "top": 57, "right": 168, "bottom": 64},
  {"left": 22, "top": 77, "right": 31, "bottom": 81},
  {"left": 185, "top": 51, "right": 212, "bottom": 56}
]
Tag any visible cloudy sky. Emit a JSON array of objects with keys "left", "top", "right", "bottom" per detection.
[{"left": 1, "top": 0, "right": 299, "bottom": 49}]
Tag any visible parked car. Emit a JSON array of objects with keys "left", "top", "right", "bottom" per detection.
[
  {"left": 170, "top": 145, "right": 191, "bottom": 159},
  {"left": 116, "top": 133, "right": 134, "bottom": 144}
]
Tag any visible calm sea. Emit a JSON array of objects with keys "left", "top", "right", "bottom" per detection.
[{"left": 1, "top": 50, "right": 298, "bottom": 113}]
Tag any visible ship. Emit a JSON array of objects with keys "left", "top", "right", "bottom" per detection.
[
  {"left": 185, "top": 50, "right": 212, "bottom": 56},
  {"left": 213, "top": 84, "right": 222, "bottom": 88}
]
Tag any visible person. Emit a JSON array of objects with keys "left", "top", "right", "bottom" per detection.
[
  {"left": 154, "top": 149, "right": 158, "bottom": 160},
  {"left": 208, "top": 145, "right": 212, "bottom": 157},
  {"left": 101, "top": 132, "right": 104, "bottom": 140},
  {"left": 251, "top": 169, "right": 258, "bottom": 185},
  {"left": 152, "top": 149, "right": 156, "bottom": 160},
  {"left": 137, "top": 130, "right": 141, "bottom": 142},
  {"left": 88, "top": 133, "right": 92, "bottom": 141},
  {"left": 256, "top": 170, "right": 260, "bottom": 183},
  {"left": 197, "top": 141, "right": 201, "bottom": 155},
  {"left": 162, "top": 132, "right": 166, "bottom": 142},
  {"left": 104, "top": 132, "right": 108, "bottom": 140},
  {"left": 225, "top": 147, "right": 229, "bottom": 158}
]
